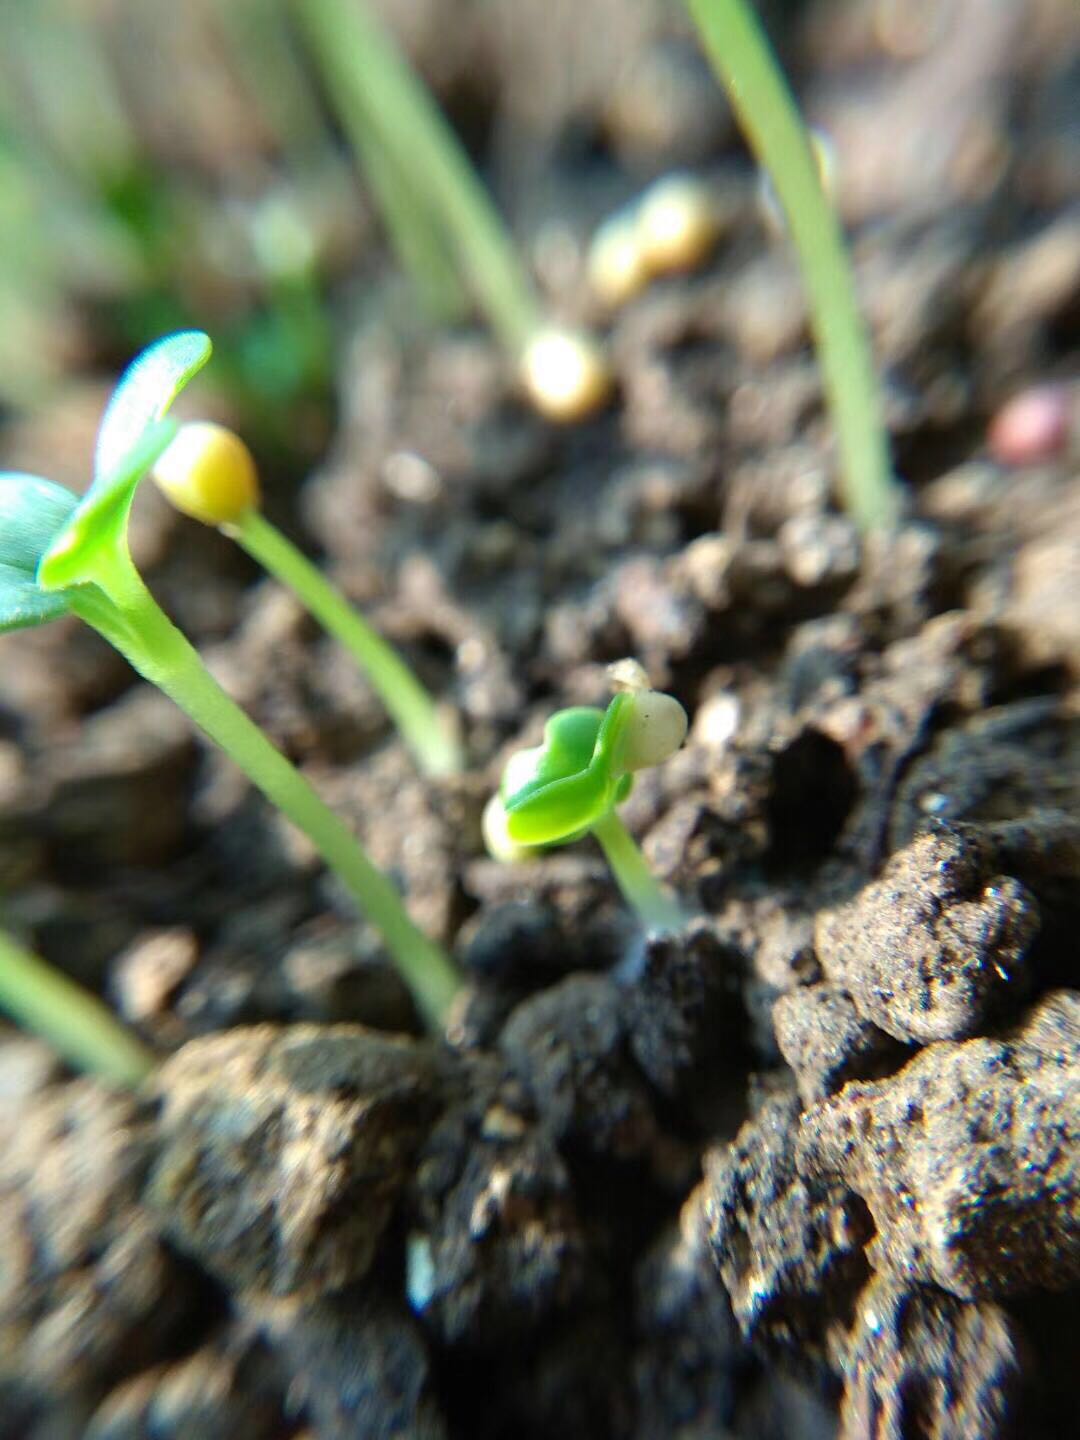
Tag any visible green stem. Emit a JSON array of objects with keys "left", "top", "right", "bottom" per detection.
[
  {"left": 592, "top": 810, "right": 683, "bottom": 934},
  {"left": 70, "top": 565, "right": 461, "bottom": 1030},
  {"left": 349, "top": 115, "right": 470, "bottom": 322},
  {"left": 215, "top": 0, "right": 342, "bottom": 164},
  {"left": 0, "top": 928, "right": 154, "bottom": 1088},
  {"left": 233, "top": 510, "right": 461, "bottom": 777},
  {"left": 684, "top": 0, "right": 898, "bottom": 531},
  {"left": 296, "top": 0, "right": 543, "bottom": 354},
  {"left": 288, "top": 0, "right": 466, "bottom": 321}
]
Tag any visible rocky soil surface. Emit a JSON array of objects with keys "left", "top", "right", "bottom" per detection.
[{"left": 1, "top": 1, "right": 1078, "bottom": 1436}]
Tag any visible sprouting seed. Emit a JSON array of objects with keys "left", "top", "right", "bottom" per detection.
[
  {"left": 486, "top": 665, "right": 688, "bottom": 933},
  {"left": 0, "top": 332, "right": 461, "bottom": 1031},
  {"left": 298, "top": 0, "right": 612, "bottom": 425},
  {"left": 587, "top": 173, "right": 720, "bottom": 309}
]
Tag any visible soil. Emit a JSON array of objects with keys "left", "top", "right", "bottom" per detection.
[{"left": 2, "top": 2, "right": 1079, "bottom": 1437}]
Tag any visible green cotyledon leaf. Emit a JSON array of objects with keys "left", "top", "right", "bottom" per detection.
[
  {"left": 502, "top": 707, "right": 603, "bottom": 802},
  {"left": 0, "top": 472, "right": 79, "bottom": 632},
  {"left": 94, "top": 331, "right": 212, "bottom": 485},
  {"left": 40, "top": 331, "right": 213, "bottom": 593},
  {"left": 504, "top": 764, "right": 615, "bottom": 846},
  {"left": 501, "top": 702, "right": 635, "bottom": 846},
  {"left": 0, "top": 562, "right": 73, "bottom": 632},
  {"left": 38, "top": 420, "right": 178, "bottom": 591},
  {"left": 0, "top": 472, "right": 79, "bottom": 573}
]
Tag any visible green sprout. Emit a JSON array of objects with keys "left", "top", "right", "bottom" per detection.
[
  {"left": 0, "top": 927, "right": 154, "bottom": 1089},
  {"left": 0, "top": 333, "right": 461, "bottom": 1030},
  {"left": 684, "top": 0, "right": 899, "bottom": 531},
  {"left": 296, "top": 0, "right": 613, "bottom": 423},
  {"left": 149, "top": 336, "right": 461, "bottom": 777},
  {"left": 485, "top": 665, "right": 688, "bottom": 933}
]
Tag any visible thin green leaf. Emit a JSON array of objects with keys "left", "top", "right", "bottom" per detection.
[
  {"left": 0, "top": 471, "right": 78, "bottom": 573},
  {"left": 0, "top": 561, "right": 72, "bottom": 632},
  {"left": 94, "top": 330, "right": 212, "bottom": 485},
  {"left": 38, "top": 420, "right": 177, "bottom": 591}
]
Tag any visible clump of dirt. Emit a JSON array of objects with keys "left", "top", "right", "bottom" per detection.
[
  {"left": 838, "top": 1276, "right": 1021, "bottom": 1440},
  {"left": 0, "top": 1039, "right": 218, "bottom": 1434},
  {"left": 801, "top": 990, "right": 1080, "bottom": 1300},
  {"left": 702, "top": 1089, "right": 872, "bottom": 1352},
  {"left": 815, "top": 827, "right": 1040, "bottom": 1044},
  {"left": 148, "top": 1024, "right": 444, "bottom": 1299}
]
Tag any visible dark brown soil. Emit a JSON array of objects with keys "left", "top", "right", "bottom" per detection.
[{"left": 2, "top": 2, "right": 1079, "bottom": 1437}]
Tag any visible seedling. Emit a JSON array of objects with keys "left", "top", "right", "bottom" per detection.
[
  {"left": 485, "top": 664, "right": 688, "bottom": 933},
  {"left": 151, "top": 345, "right": 461, "bottom": 777},
  {"left": 297, "top": 0, "right": 613, "bottom": 423},
  {"left": 684, "top": 0, "right": 899, "bottom": 531},
  {"left": 0, "top": 333, "right": 461, "bottom": 1030},
  {"left": 0, "top": 927, "right": 153, "bottom": 1089}
]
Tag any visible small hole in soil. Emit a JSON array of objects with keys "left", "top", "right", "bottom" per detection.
[{"left": 765, "top": 728, "right": 858, "bottom": 867}]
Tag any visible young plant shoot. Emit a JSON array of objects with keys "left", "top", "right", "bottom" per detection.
[
  {"left": 684, "top": 0, "right": 899, "bottom": 531},
  {"left": 485, "top": 663, "right": 688, "bottom": 933},
  {"left": 150, "top": 360, "right": 461, "bottom": 777},
  {"left": 0, "top": 333, "right": 461, "bottom": 1031},
  {"left": 297, "top": 0, "right": 613, "bottom": 423},
  {"left": 0, "top": 927, "right": 154, "bottom": 1089}
]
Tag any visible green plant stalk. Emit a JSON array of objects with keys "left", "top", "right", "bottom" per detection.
[
  {"left": 232, "top": 509, "right": 462, "bottom": 777},
  {"left": 297, "top": 0, "right": 543, "bottom": 354},
  {"left": 592, "top": 810, "right": 683, "bottom": 933},
  {"left": 249, "top": 0, "right": 466, "bottom": 319},
  {"left": 215, "top": 0, "right": 342, "bottom": 163},
  {"left": 0, "top": 928, "right": 154, "bottom": 1088},
  {"left": 68, "top": 556, "right": 461, "bottom": 1030},
  {"left": 684, "top": 0, "right": 898, "bottom": 531},
  {"left": 349, "top": 115, "right": 469, "bottom": 322}
]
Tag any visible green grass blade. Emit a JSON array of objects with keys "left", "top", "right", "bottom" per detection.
[
  {"left": 297, "top": 0, "right": 542, "bottom": 354},
  {"left": 0, "top": 929, "right": 154, "bottom": 1088},
  {"left": 684, "top": 0, "right": 899, "bottom": 530}
]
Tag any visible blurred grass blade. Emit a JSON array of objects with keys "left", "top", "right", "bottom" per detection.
[
  {"left": 296, "top": 0, "right": 543, "bottom": 353},
  {"left": 0, "top": 929, "right": 154, "bottom": 1088},
  {"left": 684, "top": 0, "right": 899, "bottom": 530}
]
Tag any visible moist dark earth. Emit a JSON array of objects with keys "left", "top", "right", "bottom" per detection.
[{"left": 1, "top": 1, "right": 1079, "bottom": 1437}]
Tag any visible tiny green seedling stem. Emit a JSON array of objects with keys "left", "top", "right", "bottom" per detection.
[
  {"left": 3, "top": 332, "right": 464, "bottom": 1038},
  {"left": 592, "top": 810, "right": 684, "bottom": 934},
  {"left": 0, "top": 928, "right": 154, "bottom": 1089},
  {"left": 685, "top": 0, "right": 898, "bottom": 531},
  {"left": 233, "top": 509, "right": 462, "bottom": 777},
  {"left": 69, "top": 553, "right": 460, "bottom": 1031},
  {"left": 297, "top": 0, "right": 543, "bottom": 355}
]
